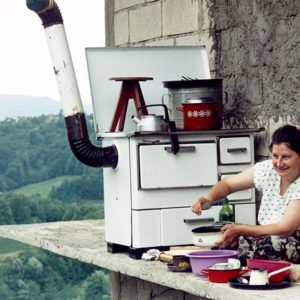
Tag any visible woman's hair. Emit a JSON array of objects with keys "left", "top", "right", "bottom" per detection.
[{"left": 269, "top": 125, "right": 300, "bottom": 155}]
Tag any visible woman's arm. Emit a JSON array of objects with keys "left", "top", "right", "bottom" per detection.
[
  {"left": 219, "top": 199, "right": 300, "bottom": 247},
  {"left": 192, "top": 166, "right": 255, "bottom": 215}
]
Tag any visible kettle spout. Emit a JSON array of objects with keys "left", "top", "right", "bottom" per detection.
[{"left": 131, "top": 115, "right": 141, "bottom": 124}]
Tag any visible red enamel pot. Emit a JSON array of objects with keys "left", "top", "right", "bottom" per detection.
[
  {"left": 201, "top": 266, "right": 249, "bottom": 283},
  {"left": 177, "top": 99, "right": 222, "bottom": 130}
]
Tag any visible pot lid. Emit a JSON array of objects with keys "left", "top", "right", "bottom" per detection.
[{"left": 162, "top": 79, "right": 222, "bottom": 89}]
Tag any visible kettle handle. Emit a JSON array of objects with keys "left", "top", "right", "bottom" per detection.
[{"left": 138, "top": 104, "right": 170, "bottom": 122}]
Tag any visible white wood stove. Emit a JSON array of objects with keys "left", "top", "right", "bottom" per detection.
[{"left": 101, "top": 128, "right": 261, "bottom": 258}]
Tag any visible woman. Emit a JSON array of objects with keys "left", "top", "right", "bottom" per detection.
[{"left": 192, "top": 125, "right": 300, "bottom": 263}]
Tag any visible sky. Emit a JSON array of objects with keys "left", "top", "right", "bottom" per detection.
[{"left": 0, "top": 0, "right": 105, "bottom": 104}]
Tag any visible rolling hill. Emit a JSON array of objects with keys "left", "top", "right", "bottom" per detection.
[{"left": 0, "top": 95, "right": 92, "bottom": 120}]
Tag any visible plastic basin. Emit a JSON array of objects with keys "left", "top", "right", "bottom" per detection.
[{"left": 186, "top": 250, "right": 239, "bottom": 276}]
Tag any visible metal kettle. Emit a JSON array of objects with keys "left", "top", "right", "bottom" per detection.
[
  {"left": 132, "top": 104, "right": 180, "bottom": 154},
  {"left": 131, "top": 104, "right": 170, "bottom": 132}
]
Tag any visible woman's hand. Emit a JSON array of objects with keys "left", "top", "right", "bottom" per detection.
[
  {"left": 217, "top": 223, "right": 241, "bottom": 248},
  {"left": 191, "top": 197, "right": 211, "bottom": 215}
]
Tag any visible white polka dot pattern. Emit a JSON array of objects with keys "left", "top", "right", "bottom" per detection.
[{"left": 254, "top": 160, "right": 300, "bottom": 225}]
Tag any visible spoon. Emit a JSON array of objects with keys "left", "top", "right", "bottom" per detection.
[
  {"left": 238, "top": 277, "right": 249, "bottom": 284},
  {"left": 267, "top": 265, "right": 292, "bottom": 278}
]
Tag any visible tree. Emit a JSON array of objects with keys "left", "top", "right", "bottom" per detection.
[
  {"left": 0, "top": 200, "right": 15, "bottom": 224},
  {"left": 0, "top": 282, "right": 14, "bottom": 300},
  {"left": 5, "top": 160, "right": 26, "bottom": 188},
  {"left": 0, "top": 113, "right": 99, "bottom": 191},
  {"left": 82, "top": 271, "right": 110, "bottom": 300}
]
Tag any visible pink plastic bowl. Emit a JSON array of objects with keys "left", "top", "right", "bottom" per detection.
[
  {"left": 186, "top": 250, "right": 239, "bottom": 276},
  {"left": 247, "top": 259, "right": 292, "bottom": 282}
]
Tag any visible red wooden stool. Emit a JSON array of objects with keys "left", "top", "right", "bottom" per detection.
[{"left": 109, "top": 77, "right": 153, "bottom": 132}]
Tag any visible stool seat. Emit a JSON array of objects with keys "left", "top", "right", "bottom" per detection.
[
  {"left": 109, "top": 77, "right": 153, "bottom": 132},
  {"left": 110, "top": 76, "right": 153, "bottom": 82}
]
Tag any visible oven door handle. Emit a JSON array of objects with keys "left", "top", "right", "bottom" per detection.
[
  {"left": 164, "top": 145, "right": 196, "bottom": 153},
  {"left": 227, "top": 147, "right": 247, "bottom": 153},
  {"left": 183, "top": 217, "right": 215, "bottom": 224}
]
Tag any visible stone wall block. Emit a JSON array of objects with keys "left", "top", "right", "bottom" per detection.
[
  {"left": 145, "top": 38, "right": 175, "bottom": 46},
  {"left": 162, "top": 0, "right": 199, "bottom": 35},
  {"left": 115, "top": 0, "right": 144, "bottom": 11},
  {"left": 114, "top": 11, "right": 129, "bottom": 45},
  {"left": 176, "top": 33, "right": 216, "bottom": 72},
  {"left": 245, "top": 77, "right": 263, "bottom": 105},
  {"left": 200, "top": 0, "right": 213, "bottom": 31},
  {"left": 129, "top": 3, "right": 162, "bottom": 42}
]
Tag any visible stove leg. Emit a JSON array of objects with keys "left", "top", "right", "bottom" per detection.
[
  {"left": 106, "top": 242, "right": 170, "bottom": 259},
  {"left": 107, "top": 242, "right": 128, "bottom": 254}
]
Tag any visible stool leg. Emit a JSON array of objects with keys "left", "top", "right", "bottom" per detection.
[
  {"left": 132, "top": 82, "right": 148, "bottom": 117},
  {"left": 118, "top": 95, "right": 129, "bottom": 132},
  {"left": 110, "top": 80, "right": 149, "bottom": 132},
  {"left": 109, "top": 82, "right": 128, "bottom": 132}
]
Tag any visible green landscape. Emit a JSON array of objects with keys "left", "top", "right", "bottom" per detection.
[{"left": 0, "top": 113, "right": 110, "bottom": 299}]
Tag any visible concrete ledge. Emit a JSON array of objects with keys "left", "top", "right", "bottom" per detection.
[{"left": 0, "top": 220, "right": 299, "bottom": 300}]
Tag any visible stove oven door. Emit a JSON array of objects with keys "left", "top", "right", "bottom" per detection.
[
  {"left": 138, "top": 142, "right": 218, "bottom": 189},
  {"left": 161, "top": 206, "right": 221, "bottom": 246}
]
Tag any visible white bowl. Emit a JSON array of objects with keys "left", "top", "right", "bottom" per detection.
[
  {"left": 192, "top": 225, "right": 223, "bottom": 247},
  {"left": 192, "top": 231, "right": 223, "bottom": 247}
]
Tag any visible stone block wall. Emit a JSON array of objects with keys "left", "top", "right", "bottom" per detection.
[
  {"left": 105, "top": 0, "right": 300, "bottom": 154},
  {"left": 105, "top": 0, "right": 216, "bottom": 71},
  {"left": 211, "top": 0, "right": 300, "bottom": 132}
]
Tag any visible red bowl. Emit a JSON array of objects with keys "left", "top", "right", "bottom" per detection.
[
  {"left": 202, "top": 267, "right": 249, "bottom": 283},
  {"left": 247, "top": 259, "right": 291, "bottom": 282}
]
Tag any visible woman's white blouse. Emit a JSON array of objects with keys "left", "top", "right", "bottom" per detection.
[{"left": 254, "top": 160, "right": 300, "bottom": 225}]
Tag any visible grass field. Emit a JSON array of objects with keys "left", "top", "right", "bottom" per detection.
[
  {"left": 2, "top": 176, "right": 79, "bottom": 258},
  {"left": 12, "top": 175, "right": 79, "bottom": 197},
  {"left": 0, "top": 237, "right": 32, "bottom": 260}
]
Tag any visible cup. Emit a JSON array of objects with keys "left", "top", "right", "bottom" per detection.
[
  {"left": 228, "top": 258, "right": 241, "bottom": 269},
  {"left": 249, "top": 268, "right": 269, "bottom": 285}
]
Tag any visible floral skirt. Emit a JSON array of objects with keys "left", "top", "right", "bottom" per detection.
[{"left": 238, "top": 230, "right": 300, "bottom": 265}]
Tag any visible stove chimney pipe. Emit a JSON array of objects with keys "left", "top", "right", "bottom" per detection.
[{"left": 26, "top": 0, "right": 118, "bottom": 168}]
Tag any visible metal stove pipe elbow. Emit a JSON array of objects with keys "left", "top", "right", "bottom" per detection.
[
  {"left": 26, "top": 0, "right": 63, "bottom": 27},
  {"left": 26, "top": 0, "right": 118, "bottom": 169}
]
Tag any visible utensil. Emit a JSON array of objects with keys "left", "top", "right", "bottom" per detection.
[
  {"left": 268, "top": 266, "right": 292, "bottom": 278},
  {"left": 247, "top": 259, "right": 292, "bottom": 282},
  {"left": 132, "top": 104, "right": 169, "bottom": 132},
  {"left": 177, "top": 99, "right": 221, "bottom": 130},
  {"left": 132, "top": 104, "right": 180, "bottom": 154},
  {"left": 186, "top": 250, "right": 238, "bottom": 276},
  {"left": 249, "top": 266, "right": 292, "bottom": 285},
  {"left": 202, "top": 266, "right": 249, "bottom": 283},
  {"left": 162, "top": 79, "right": 224, "bottom": 129},
  {"left": 167, "top": 262, "right": 191, "bottom": 272},
  {"left": 191, "top": 225, "right": 223, "bottom": 247},
  {"left": 229, "top": 276, "right": 292, "bottom": 290}
]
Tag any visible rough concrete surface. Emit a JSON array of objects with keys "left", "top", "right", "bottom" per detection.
[{"left": 0, "top": 220, "right": 299, "bottom": 300}]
